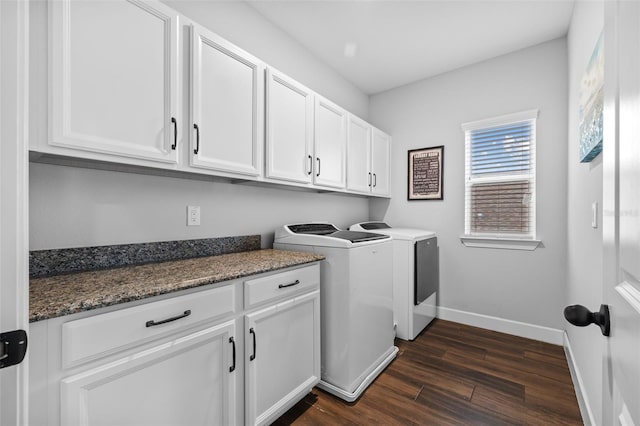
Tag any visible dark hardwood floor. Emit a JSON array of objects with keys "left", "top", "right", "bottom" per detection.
[{"left": 274, "top": 319, "right": 582, "bottom": 425}]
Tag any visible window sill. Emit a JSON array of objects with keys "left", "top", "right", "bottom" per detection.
[{"left": 460, "top": 236, "right": 541, "bottom": 251}]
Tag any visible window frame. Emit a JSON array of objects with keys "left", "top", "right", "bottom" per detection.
[{"left": 460, "top": 110, "right": 541, "bottom": 250}]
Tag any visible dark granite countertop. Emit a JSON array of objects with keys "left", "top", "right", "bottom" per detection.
[{"left": 30, "top": 249, "right": 324, "bottom": 322}]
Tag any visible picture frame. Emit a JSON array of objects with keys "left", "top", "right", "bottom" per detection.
[
  {"left": 408, "top": 146, "right": 444, "bottom": 200},
  {"left": 579, "top": 31, "right": 604, "bottom": 162}
]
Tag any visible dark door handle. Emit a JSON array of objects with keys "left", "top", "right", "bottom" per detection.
[
  {"left": 316, "top": 157, "right": 321, "bottom": 177},
  {"left": 308, "top": 155, "right": 313, "bottom": 175},
  {"left": 171, "top": 117, "right": 177, "bottom": 150},
  {"left": 249, "top": 327, "right": 256, "bottom": 361},
  {"left": 368, "top": 172, "right": 372, "bottom": 187},
  {"left": 229, "top": 337, "right": 236, "bottom": 372},
  {"left": 373, "top": 173, "right": 377, "bottom": 187},
  {"left": 564, "top": 304, "right": 610, "bottom": 336},
  {"left": 193, "top": 123, "right": 200, "bottom": 155},
  {"left": 278, "top": 279, "right": 300, "bottom": 289},
  {"left": 145, "top": 310, "right": 191, "bottom": 327}
]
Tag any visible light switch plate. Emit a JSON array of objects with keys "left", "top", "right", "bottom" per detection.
[
  {"left": 591, "top": 202, "right": 598, "bottom": 229},
  {"left": 187, "top": 205, "right": 200, "bottom": 226}
]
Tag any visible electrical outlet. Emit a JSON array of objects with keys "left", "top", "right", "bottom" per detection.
[{"left": 187, "top": 205, "right": 200, "bottom": 226}]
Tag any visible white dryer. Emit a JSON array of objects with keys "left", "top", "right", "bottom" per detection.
[
  {"left": 350, "top": 222, "right": 438, "bottom": 341},
  {"left": 274, "top": 223, "right": 397, "bottom": 402}
]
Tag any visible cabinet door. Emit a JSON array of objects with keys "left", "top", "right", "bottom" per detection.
[
  {"left": 265, "top": 69, "right": 314, "bottom": 184},
  {"left": 245, "top": 291, "right": 320, "bottom": 426},
  {"left": 314, "top": 97, "right": 347, "bottom": 189},
  {"left": 50, "top": 0, "right": 179, "bottom": 164},
  {"left": 61, "top": 321, "right": 238, "bottom": 426},
  {"left": 371, "top": 128, "right": 391, "bottom": 196},
  {"left": 190, "top": 25, "right": 264, "bottom": 177},
  {"left": 346, "top": 115, "right": 372, "bottom": 194}
]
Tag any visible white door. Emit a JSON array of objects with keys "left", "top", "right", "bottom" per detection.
[
  {"left": 371, "top": 128, "right": 391, "bottom": 196},
  {"left": 265, "top": 69, "right": 314, "bottom": 184},
  {"left": 602, "top": 2, "right": 640, "bottom": 425},
  {"left": 61, "top": 321, "right": 238, "bottom": 426},
  {"left": 314, "top": 97, "right": 346, "bottom": 189},
  {"left": 50, "top": 0, "right": 180, "bottom": 164},
  {"left": 0, "top": 1, "right": 29, "bottom": 424},
  {"left": 346, "top": 115, "right": 372, "bottom": 194},
  {"left": 245, "top": 291, "right": 320, "bottom": 426},
  {"left": 190, "top": 24, "right": 263, "bottom": 177}
]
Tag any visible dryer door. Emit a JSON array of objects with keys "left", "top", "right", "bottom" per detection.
[{"left": 415, "top": 237, "right": 438, "bottom": 305}]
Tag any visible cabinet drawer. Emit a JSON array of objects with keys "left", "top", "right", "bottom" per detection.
[
  {"left": 62, "top": 284, "right": 236, "bottom": 368},
  {"left": 244, "top": 264, "right": 319, "bottom": 309}
]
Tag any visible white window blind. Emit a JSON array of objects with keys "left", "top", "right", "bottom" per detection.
[{"left": 462, "top": 110, "right": 538, "bottom": 239}]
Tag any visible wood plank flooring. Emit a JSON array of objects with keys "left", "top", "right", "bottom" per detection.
[{"left": 274, "top": 319, "right": 582, "bottom": 425}]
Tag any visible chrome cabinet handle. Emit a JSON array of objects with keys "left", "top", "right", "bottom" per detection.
[
  {"left": 373, "top": 173, "right": 377, "bottom": 187},
  {"left": 278, "top": 279, "right": 300, "bottom": 289},
  {"left": 249, "top": 328, "right": 256, "bottom": 361},
  {"left": 307, "top": 155, "right": 313, "bottom": 175},
  {"left": 368, "top": 172, "right": 372, "bottom": 187},
  {"left": 193, "top": 123, "right": 200, "bottom": 155},
  {"left": 171, "top": 117, "right": 177, "bottom": 150},
  {"left": 146, "top": 310, "right": 191, "bottom": 327},
  {"left": 316, "top": 157, "right": 321, "bottom": 177},
  {"left": 229, "top": 337, "right": 236, "bottom": 372}
]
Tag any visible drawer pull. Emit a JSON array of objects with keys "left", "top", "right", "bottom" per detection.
[
  {"left": 278, "top": 279, "right": 300, "bottom": 289},
  {"left": 229, "top": 337, "right": 236, "bottom": 372},
  {"left": 145, "top": 310, "right": 191, "bottom": 328},
  {"left": 249, "top": 328, "right": 256, "bottom": 361}
]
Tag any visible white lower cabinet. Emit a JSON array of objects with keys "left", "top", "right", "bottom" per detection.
[
  {"left": 61, "top": 320, "right": 238, "bottom": 426},
  {"left": 245, "top": 291, "right": 321, "bottom": 426},
  {"left": 30, "top": 263, "right": 320, "bottom": 426}
]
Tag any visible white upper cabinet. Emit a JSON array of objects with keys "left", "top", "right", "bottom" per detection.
[
  {"left": 265, "top": 68, "right": 314, "bottom": 184},
  {"left": 313, "top": 97, "right": 347, "bottom": 189},
  {"left": 49, "top": 0, "right": 180, "bottom": 164},
  {"left": 190, "top": 24, "right": 264, "bottom": 177},
  {"left": 371, "top": 127, "right": 391, "bottom": 196},
  {"left": 346, "top": 116, "right": 391, "bottom": 197},
  {"left": 346, "top": 115, "right": 373, "bottom": 194}
]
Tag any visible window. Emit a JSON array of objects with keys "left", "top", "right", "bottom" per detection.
[{"left": 461, "top": 110, "right": 539, "bottom": 249}]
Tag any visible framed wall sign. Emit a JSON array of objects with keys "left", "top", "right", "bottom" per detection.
[{"left": 408, "top": 146, "right": 444, "bottom": 200}]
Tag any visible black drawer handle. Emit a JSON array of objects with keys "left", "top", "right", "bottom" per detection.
[
  {"left": 278, "top": 279, "right": 300, "bottom": 289},
  {"left": 307, "top": 155, "right": 313, "bottom": 175},
  {"left": 145, "top": 310, "right": 191, "bottom": 327},
  {"left": 229, "top": 337, "right": 236, "bottom": 372},
  {"left": 368, "top": 172, "right": 372, "bottom": 187},
  {"left": 316, "top": 157, "right": 321, "bottom": 177},
  {"left": 171, "top": 117, "right": 177, "bottom": 150},
  {"left": 249, "top": 327, "right": 256, "bottom": 361},
  {"left": 373, "top": 173, "right": 377, "bottom": 187}
]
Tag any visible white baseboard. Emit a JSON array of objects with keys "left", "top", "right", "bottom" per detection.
[
  {"left": 436, "top": 306, "right": 564, "bottom": 345},
  {"left": 563, "top": 331, "right": 596, "bottom": 426}
]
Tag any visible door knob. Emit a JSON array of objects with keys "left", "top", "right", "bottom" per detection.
[{"left": 563, "top": 304, "right": 610, "bottom": 336}]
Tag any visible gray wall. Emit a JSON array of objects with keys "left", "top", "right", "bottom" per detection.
[
  {"left": 369, "top": 39, "right": 569, "bottom": 330},
  {"left": 566, "top": 2, "right": 604, "bottom": 424},
  {"left": 29, "top": 1, "right": 370, "bottom": 250}
]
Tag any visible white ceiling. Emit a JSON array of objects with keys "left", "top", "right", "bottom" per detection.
[{"left": 246, "top": 0, "right": 576, "bottom": 95}]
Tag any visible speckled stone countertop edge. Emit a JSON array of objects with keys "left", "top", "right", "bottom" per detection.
[{"left": 29, "top": 249, "right": 324, "bottom": 323}]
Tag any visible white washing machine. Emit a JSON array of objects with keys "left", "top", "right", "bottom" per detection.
[
  {"left": 350, "top": 222, "right": 438, "bottom": 341},
  {"left": 274, "top": 223, "right": 398, "bottom": 402}
]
